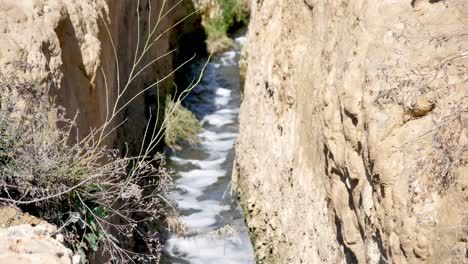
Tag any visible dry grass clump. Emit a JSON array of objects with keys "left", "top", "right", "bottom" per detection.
[{"left": 165, "top": 215, "right": 188, "bottom": 237}]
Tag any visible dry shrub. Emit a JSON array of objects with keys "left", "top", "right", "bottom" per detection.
[
  {"left": 431, "top": 104, "right": 465, "bottom": 190},
  {"left": 0, "top": 0, "right": 210, "bottom": 262},
  {"left": 0, "top": 72, "right": 175, "bottom": 263}
]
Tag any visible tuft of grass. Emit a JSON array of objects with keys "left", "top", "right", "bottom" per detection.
[
  {"left": 164, "top": 96, "right": 202, "bottom": 151},
  {"left": 205, "top": 17, "right": 232, "bottom": 45},
  {"left": 165, "top": 215, "right": 187, "bottom": 237}
]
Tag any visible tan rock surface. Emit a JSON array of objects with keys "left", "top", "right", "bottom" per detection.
[
  {"left": 235, "top": 0, "right": 467, "bottom": 263},
  {"left": 0, "top": 224, "right": 72, "bottom": 264},
  {"left": 0, "top": 207, "right": 72, "bottom": 264},
  {"left": 0, "top": 207, "right": 56, "bottom": 232},
  {"left": 0, "top": 0, "right": 199, "bottom": 150}
]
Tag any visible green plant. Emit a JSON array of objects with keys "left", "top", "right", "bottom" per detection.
[
  {"left": 220, "top": 0, "right": 248, "bottom": 28},
  {"left": 164, "top": 96, "right": 202, "bottom": 151},
  {"left": 204, "top": 0, "right": 249, "bottom": 51},
  {"left": 205, "top": 16, "right": 230, "bottom": 41}
]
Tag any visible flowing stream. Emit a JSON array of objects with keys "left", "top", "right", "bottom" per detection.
[{"left": 161, "top": 35, "right": 255, "bottom": 264}]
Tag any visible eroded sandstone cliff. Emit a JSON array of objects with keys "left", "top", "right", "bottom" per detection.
[
  {"left": 235, "top": 0, "right": 467, "bottom": 263},
  {"left": 0, "top": 1, "right": 203, "bottom": 262},
  {"left": 0, "top": 0, "right": 202, "bottom": 150}
]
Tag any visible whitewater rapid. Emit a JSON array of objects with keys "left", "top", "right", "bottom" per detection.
[{"left": 163, "top": 36, "right": 255, "bottom": 264}]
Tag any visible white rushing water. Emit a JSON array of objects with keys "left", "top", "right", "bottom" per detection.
[{"left": 163, "top": 36, "right": 255, "bottom": 264}]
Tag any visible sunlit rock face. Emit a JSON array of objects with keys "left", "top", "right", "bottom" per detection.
[
  {"left": 0, "top": 224, "right": 73, "bottom": 264},
  {"left": 0, "top": 207, "right": 73, "bottom": 264},
  {"left": 234, "top": 0, "right": 467, "bottom": 263}
]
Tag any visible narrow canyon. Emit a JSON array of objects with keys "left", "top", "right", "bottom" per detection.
[{"left": 0, "top": 0, "right": 466, "bottom": 264}]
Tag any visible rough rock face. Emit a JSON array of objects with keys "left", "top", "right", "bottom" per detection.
[
  {"left": 0, "top": 0, "right": 201, "bottom": 150},
  {"left": 0, "top": 207, "right": 74, "bottom": 264},
  {"left": 0, "top": 225, "right": 73, "bottom": 264},
  {"left": 235, "top": 0, "right": 467, "bottom": 263},
  {"left": 0, "top": 207, "right": 56, "bottom": 230}
]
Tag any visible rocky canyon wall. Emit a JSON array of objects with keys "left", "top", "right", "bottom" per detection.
[
  {"left": 0, "top": 0, "right": 202, "bottom": 150},
  {"left": 234, "top": 0, "right": 467, "bottom": 263}
]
